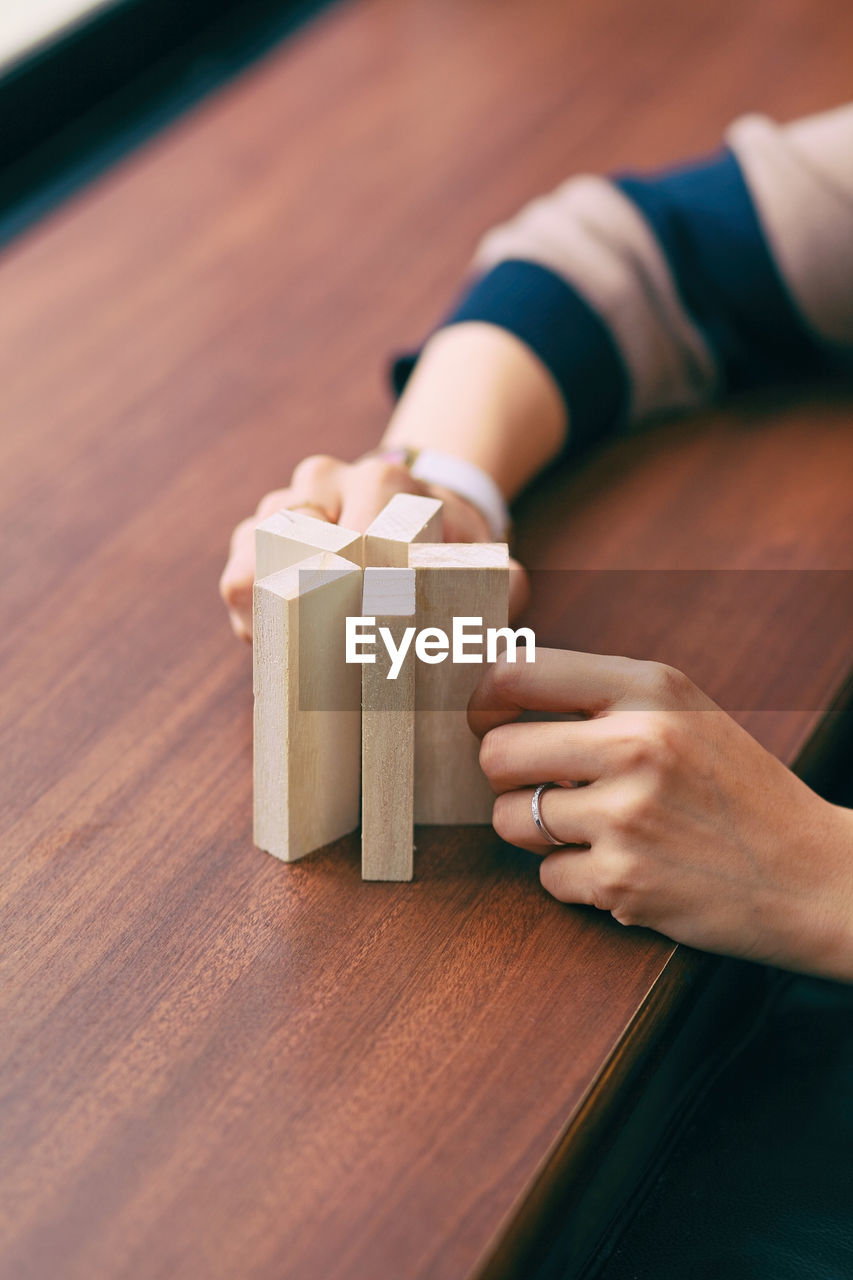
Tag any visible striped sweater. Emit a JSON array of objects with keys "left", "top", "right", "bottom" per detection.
[{"left": 394, "top": 104, "right": 853, "bottom": 454}]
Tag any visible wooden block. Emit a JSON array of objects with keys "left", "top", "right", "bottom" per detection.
[
  {"left": 364, "top": 492, "right": 443, "bottom": 568},
  {"left": 255, "top": 509, "right": 362, "bottom": 580},
  {"left": 361, "top": 567, "right": 417, "bottom": 881},
  {"left": 409, "top": 543, "right": 509, "bottom": 825},
  {"left": 253, "top": 551, "right": 362, "bottom": 862}
]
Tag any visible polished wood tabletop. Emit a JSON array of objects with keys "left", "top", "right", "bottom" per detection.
[{"left": 1, "top": 0, "right": 852, "bottom": 1277}]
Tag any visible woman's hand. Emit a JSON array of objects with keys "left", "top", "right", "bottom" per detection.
[
  {"left": 220, "top": 453, "right": 528, "bottom": 641},
  {"left": 469, "top": 648, "right": 853, "bottom": 980}
]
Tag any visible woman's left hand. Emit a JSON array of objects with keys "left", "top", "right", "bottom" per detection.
[{"left": 468, "top": 648, "right": 853, "bottom": 980}]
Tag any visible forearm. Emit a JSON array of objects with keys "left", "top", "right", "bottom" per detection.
[
  {"left": 379, "top": 322, "right": 567, "bottom": 501},
  {"left": 381, "top": 105, "right": 853, "bottom": 503}
]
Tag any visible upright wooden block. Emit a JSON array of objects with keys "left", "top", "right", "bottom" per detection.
[
  {"left": 254, "top": 551, "right": 362, "bottom": 861},
  {"left": 364, "top": 493, "right": 443, "bottom": 568},
  {"left": 255, "top": 509, "right": 362, "bottom": 580},
  {"left": 361, "top": 567, "right": 417, "bottom": 881},
  {"left": 409, "top": 543, "right": 509, "bottom": 825}
]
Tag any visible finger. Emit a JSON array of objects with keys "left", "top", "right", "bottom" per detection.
[
  {"left": 221, "top": 466, "right": 345, "bottom": 646},
  {"left": 223, "top": 515, "right": 255, "bottom": 568},
  {"left": 335, "top": 460, "right": 422, "bottom": 529},
  {"left": 229, "top": 608, "right": 252, "bottom": 644},
  {"left": 338, "top": 458, "right": 424, "bottom": 532},
  {"left": 286, "top": 502, "right": 337, "bottom": 521},
  {"left": 284, "top": 457, "right": 346, "bottom": 521},
  {"left": 480, "top": 720, "right": 609, "bottom": 793},
  {"left": 428, "top": 487, "right": 492, "bottom": 542},
  {"left": 220, "top": 517, "right": 256, "bottom": 630},
  {"left": 220, "top": 579, "right": 252, "bottom": 641},
  {"left": 220, "top": 573, "right": 252, "bottom": 641},
  {"left": 255, "top": 487, "right": 301, "bottom": 521},
  {"left": 538, "top": 847, "right": 608, "bottom": 909},
  {"left": 227, "top": 484, "right": 339, "bottom": 602},
  {"left": 491, "top": 784, "right": 597, "bottom": 853},
  {"left": 468, "top": 648, "right": 654, "bottom": 738}
]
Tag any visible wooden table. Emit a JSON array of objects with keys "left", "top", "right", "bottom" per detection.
[{"left": 1, "top": 1, "right": 851, "bottom": 1276}]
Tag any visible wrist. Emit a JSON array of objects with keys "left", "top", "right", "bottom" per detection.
[
  {"left": 381, "top": 323, "right": 566, "bottom": 501},
  {"left": 369, "top": 445, "right": 510, "bottom": 541},
  {"left": 817, "top": 803, "right": 853, "bottom": 981},
  {"left": 784, "top": 800, "right": 853, "bottom": 981}
]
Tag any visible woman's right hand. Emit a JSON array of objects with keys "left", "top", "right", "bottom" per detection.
[{"left": 220, "top": 452, "right": 528, "bottom": 641}]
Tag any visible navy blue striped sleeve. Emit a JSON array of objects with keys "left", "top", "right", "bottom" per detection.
[
  {"left": 613, "top": 147, "right": 834, "bottom": 392},
  {"left": 390, "top": 136, "right": 850, "bottom": 457}
]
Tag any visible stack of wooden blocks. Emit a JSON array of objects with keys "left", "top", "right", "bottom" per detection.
[{"left": 253, "top": 494, "right": 509, "bottom": 880}]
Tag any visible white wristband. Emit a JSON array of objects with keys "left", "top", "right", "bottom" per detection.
[{"left": 397, "top": 448, "right": 510, "bottom": 540}]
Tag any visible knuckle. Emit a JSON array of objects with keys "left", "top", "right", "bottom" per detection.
[
  {"left": 219, "top": 564, "right": 249, "bottom": 608},
  {"left": 599, "top": 850, "right": 640, "bottom": 898},
  {"left": 489, "top": 651, "right": 523, "bottom": 697},
  {"left": 610, "top": 904, "right": 638, "bottom": 928},
  {"left": 255, "top": 490, "right": 290, "bottom": 519},
  {"left": 612, "top": 717, "right": 654, "bottom": 770},
  {"left": 606, "top": 784, "right": 651, "bottom": 836},
  {"left": 291, "top": 454, "right": 339, "bottom": 486},
  {"left": 218, "top": 569, "right": 234, "bottom": 604},
  {"left": 606, "top": 789, "right": 634, "bottom": 833},
  {"left": 637, "top": 660, "right": 690, "bottom": 706},
  {"left": 646, "top": 716, "right": 681, "bottom": 773},
  {"left": 230, "top": 614, "right": 252, "bottom": 643},
  {"left": 354, "top": 456, "right": 412, "bottom": 489},
  {"left": 616, "top": 712, "right": 680, "bottom": 774},
  {"left": 221, "top": 580, "right": 250, "bottom": 611}
]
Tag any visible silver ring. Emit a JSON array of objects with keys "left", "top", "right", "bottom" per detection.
[{"left": 531, "top": 783, "right": 565, "bottom": 846}]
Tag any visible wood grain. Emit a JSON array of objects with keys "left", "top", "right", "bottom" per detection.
[
  {"left": 255, "top": 508, "right": 363, "bottom": 578},
  {"left": 361, "top": 566, "right": 417, "bottom": 880},
  {"left": 0, "top": 0, "right": 852, "bottom": 1277},
  {"left": 253, "top": 552, "right": 362, "bottom": 861},
  {"left": 410, "top": 543, "right": 510, "bottom": 824},
  {"left": 363, "top": 492, "right": 443, "bottom": 568}
]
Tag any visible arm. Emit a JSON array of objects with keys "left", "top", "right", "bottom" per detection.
[
  {"left": 221, "top": 105, "right": 853, "bottom": 638},
  {"left": 424, "top": 104, "right": 853, "bottom": 428}
]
